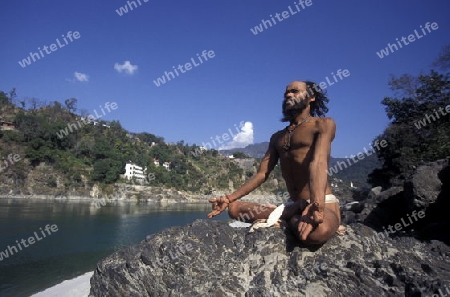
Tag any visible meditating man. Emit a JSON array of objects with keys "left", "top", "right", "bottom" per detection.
[{"left": 207, "top": 81, "right": 342, "bottom": 245}]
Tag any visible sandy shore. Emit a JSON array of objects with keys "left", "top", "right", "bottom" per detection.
[{"left": 30, "top": 271, "right": 93, "bottom": 297}]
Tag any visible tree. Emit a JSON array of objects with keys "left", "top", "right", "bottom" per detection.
[
  {"left": 64, "top": 98, "right": 77, "bottom": 113},
  {"left": 27, "top": 97, "right": 43, "bottom": 112},
  {"left": 0, "top": 89, "right": 17, "bottom": 106},
  {"left": 432, "top": 44, "right": 450, "bottom": 71},
  {"left": 15, "top": 111, "right": 41, "bottom": 142},
  {"left": 8, "top": 88, "right": 17, "bottom": 104},
  {"left": 150, "top": 144, "right": 172, "bottom": 163},
  {"left": 137, "top": 132, "right": 164, "bottom": 145},
  {"left": 368, "top": 61, "right": 450, "bottom": 188},
  {"left": 232, "top": 151, "right": 250, "bottom": 159},
  {"left": 0, "top": 91, "right": 9, "bottom": 105},
  {"left": 79, "top": 108, "right": 89, "bottom": 118}
]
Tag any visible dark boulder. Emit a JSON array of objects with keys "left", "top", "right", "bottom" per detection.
[
  {"left": 415, "top": 158, "right": 450, "bottom": 244},
  {"left": 404, "top": 158, "right": 449, "bottom": 210},
  {"left": 363, "top": 188, "right": 409, "bottom": 231},
  {"left": 368, "top": 186, "right": 382, "bottom": 199},
  {"left": 363, "top": 158, "right": 449, "bottom": 236},
  {"left": 340, "top": 186, "right": 404, "bottom": 226}
]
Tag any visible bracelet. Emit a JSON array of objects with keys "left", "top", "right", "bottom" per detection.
[{"left": 224, "top": 195, "right": 231, "bottom": 204}]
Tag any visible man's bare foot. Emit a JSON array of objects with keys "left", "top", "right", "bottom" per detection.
[
  {"left": 249, "top": 219, "right": 266, "bottom": 233},
  {"left": 273, "top": 219, "right": 287, "bottom": 229},
  {"left": 249, "top": 219, "right": 286, "bottom": 233},
  {"left": 336, "top": 225, "right": 346, "bottom": 236}
]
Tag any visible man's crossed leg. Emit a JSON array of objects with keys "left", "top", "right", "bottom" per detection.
[{"left": 228, "top": 200, "right": 340, "bottom": 245}]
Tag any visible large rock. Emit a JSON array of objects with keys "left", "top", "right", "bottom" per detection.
[
  {"left": 375, "top": 187, "right": 405, "bottom": 204},
  {"left": 368, "top": 186, "right": 382, "bottom": 199},
  {"left": 362, "top": 158, "right": 449, "bottom": 233},
  {"left": 415, "top": 159, "right": 450, "bottom": 244},
  {"left": 90, "top": 220, "right": 450, "bottom": 296},
  {"left": 363, "top": 187, "right": 408, "bottom": 231},
  {"left": 404, "top": 158, "right": 449, "bottom": 210},
  {"left": 340, "top": 186, "right": 404, "bottom": 227}
]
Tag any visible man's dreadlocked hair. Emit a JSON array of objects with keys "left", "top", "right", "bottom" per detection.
[{"left": 304, "top": 81, "right": 330, "bottom": 117}]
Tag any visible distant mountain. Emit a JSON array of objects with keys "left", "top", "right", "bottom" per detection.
[
  {"left": 329, "top": 154, "right": 381, "bottom": 187},
  {"left": 219, "top": 142, "right": 269, "bottom": 159},
  {"left": 220, "top": 142, "right": 381, "bottom": 187}
]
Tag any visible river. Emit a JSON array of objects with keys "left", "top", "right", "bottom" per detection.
[{"left": 0, "top": 198, "right": 227, "bottom": 297}]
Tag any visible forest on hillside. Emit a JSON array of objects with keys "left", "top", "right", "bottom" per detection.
[{"left": 0, "top": 94, "right": 284, "bottom": 195}]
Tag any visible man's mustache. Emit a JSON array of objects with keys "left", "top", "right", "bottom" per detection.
[{"left": 283, "top": 98, "right": 307, "bottom": 110}]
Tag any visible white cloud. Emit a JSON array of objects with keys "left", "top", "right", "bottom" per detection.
[
  {"left": 73, "top": 71, "right": 89, "bottom": 82},
  {"left": 114, "top": 61, "right": 138, "bottom": 75},
  {"left": 219, "top": 121, "right": 254, "bottom": 150}
]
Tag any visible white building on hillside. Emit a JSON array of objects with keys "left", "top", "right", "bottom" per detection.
[
  {"left": 163, "top": 161, "right": 171, "bottom": 170},
  {"left": 124, "top": 162, "right": 147, "bottom": 181}
]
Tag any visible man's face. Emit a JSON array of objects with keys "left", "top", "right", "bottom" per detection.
[{"left": 283, "top": 81, "right": 312, "bottom": 113}]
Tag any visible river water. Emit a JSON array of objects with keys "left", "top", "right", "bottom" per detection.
[{"left": 0, "top": 198, "right": 227, "bottom": 297}]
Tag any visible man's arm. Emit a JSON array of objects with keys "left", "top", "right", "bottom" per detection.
[
  {"left": 287, "top": 117, "right": 337, "bottom": 241},
  {"left": 309, "top": 117, "right": 336, "bottom": 210},
  {"left": 207, "top": 133, "right": 279, "bottom": 218},
  {"left": 227, "top": 133, "right": 280, "bottom": 203},
  {"left": 297, "top": 118, "right": 336, "bottom": 239}
]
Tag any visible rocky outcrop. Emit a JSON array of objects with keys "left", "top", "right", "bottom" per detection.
[
  {"left": 339, "top": 158, "right": 450, "bottom": 245},
  {"left": 90, "top": 219, "right": 450, "bottom": 296},
  {"left": 415, "top": 159, "right": 450, "bottom": 244},
  {"left": 404, "top": 158, "right": 449, "bottom": 210}
]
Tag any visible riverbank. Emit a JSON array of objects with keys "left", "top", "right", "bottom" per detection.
[{"left": 0, "top": 190, "right": 284, "bottom": 205}]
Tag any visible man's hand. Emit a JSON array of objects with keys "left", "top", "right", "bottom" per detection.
[
  {"left": 298, "top": 202, "right": 324, "bottom": 241},
  {"left": 207, "top": 196, "right": 231, "bottom": 218}
]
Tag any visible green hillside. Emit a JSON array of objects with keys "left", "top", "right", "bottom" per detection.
[{"left": 0, "top": 91, "right": 284, "bottom": 196}]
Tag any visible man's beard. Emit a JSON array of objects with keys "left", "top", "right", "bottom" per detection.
[{"left": 281, "top": 98, "right": 308, "bottom": 123}]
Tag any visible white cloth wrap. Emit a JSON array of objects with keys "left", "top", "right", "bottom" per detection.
[{"left": 230, "top": 195, "right": 339, "bottom": 231}]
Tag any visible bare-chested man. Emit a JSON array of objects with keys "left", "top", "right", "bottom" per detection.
[{"left": 207, "top": 81, "right": 341, "bottom": 245}]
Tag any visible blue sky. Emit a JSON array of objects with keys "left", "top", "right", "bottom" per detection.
[{"left": 1, "top": 0, "right": 449, "bottom": 157}]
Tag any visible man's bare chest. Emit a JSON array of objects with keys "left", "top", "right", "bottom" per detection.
[{"left": 275, "top": 127, "right": 317, "bottom": 153}]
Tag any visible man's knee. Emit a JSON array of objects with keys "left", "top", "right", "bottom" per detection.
[
  {"left": 305, "top": 222, "right": 338, "bottom": 244},
  {"left": 227, "top": 202, "right": 240, "bottom": 219},
  {"left": 298, "top": 227, "right": 328, "bottom": 245},
  {"left": 228, "top": 202, "right": 239, "bottom": 219},
  {"left": 228, "top": 202, "right": 262, "bottom": 222},
  {"left": 313, "top": 224, "right": 332, "bottom": 238}
]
